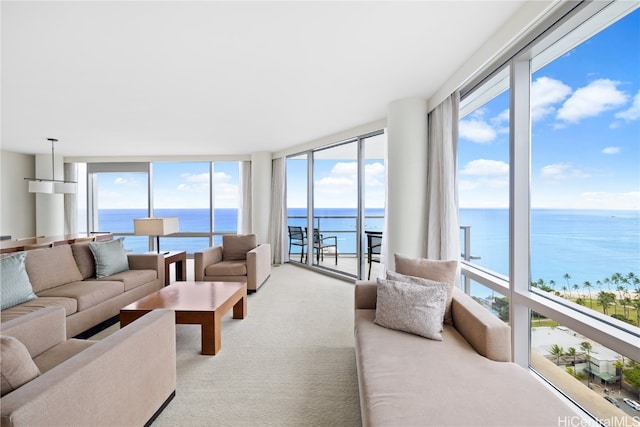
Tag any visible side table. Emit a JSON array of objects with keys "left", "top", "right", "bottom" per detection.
[{"left": 161, "top": 250, "right": 187, "bottom": 286}]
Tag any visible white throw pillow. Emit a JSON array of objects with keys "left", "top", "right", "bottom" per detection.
[{"left": 374, "top": 278, "right": 448, "bottom": 341}]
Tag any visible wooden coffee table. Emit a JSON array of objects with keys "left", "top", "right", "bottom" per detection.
[{"left": 120, "top": 281, "right": 247, "bottom": 355}]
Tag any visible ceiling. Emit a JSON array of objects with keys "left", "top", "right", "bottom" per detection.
[{"left": 1, "top": 1, "right": 526, "bottom": 158}]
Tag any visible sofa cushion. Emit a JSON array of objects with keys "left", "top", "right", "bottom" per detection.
[
  {"left": 374, "top": 278, "right": 447, "bottom": 340},
  {"left": 394, "top": 254, "right": 458, "bottom": 325},
  {"left": 222, "top": 234, "right": 257, "bottom": 261},
  {"left": 0, "top": 297, "right": 78, "bottom": 321},
  {"left": 96, "top": 269, "right": 157, "bottom": 292},
  {"left": 89, "top": 237, "right": 129, "bottom": 278},
  {"left": 0, "top": 252, "right": 37, "bottom": 310},
  {"left": 33, "top": 339, "right": 96, "bottom": 374},
  {"left": 205, "top": 260, "right": 248, "bottom": 277},
  {"left": 71, "top": 242, "right": 96, "bottom": 279},
  {"left": 24, "top": 245, "right": 83, "bottom": 294},
  {"left": 37, "top": 281, "right": 124, "bottom": 311},
  {"left": 0, "top": 335, "right": 40, "bottom": 396}
]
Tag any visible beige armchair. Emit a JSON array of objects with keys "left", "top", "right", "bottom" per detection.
[{"left": 194, "top": 234, "right": 271, "bottom": 293}]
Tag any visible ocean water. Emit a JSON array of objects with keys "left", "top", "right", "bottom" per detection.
[{"left": 98, "top": 208, "right": 639, "bottom": 292}]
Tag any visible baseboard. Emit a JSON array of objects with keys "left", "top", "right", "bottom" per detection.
[
  {"left": 145, "top": 390, "right": 176, "bottom": 427},
  {"left": 73, "top": 314, "right": 120, "bottom": 339}
]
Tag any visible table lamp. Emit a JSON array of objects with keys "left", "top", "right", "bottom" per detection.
[{"left": 134, "top": 217, "right": 179, "bottom": 253}]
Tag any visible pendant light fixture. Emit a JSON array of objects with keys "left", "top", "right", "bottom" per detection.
[{"left": 24, "top": 138, "right": 77, "bottom": 194}]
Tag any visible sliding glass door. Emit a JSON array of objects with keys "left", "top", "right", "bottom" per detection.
[{"left": 286, "top": 130, "right": 386, "bottom": 279}]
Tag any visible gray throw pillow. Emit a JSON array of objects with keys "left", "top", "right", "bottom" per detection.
[
  {"left": 374, "top": 278, "right": 448, "bottom": 341},
  {"left": 0, "top": 335, "right": 41, "bottom": 396},
  {"left": 0, "top": 252, "right": 37, "bottom": 310},
  {"left": 88, "top": 237, "right": 129, "bottom": 278}
]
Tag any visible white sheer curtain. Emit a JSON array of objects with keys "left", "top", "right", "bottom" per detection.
[
  {"left": 425, "top": 91, "right": 460, "bottom": 260},
  {"left": 64, "top": 162, "right": 77, "bottom": 234},
  {"left": 268, "top": 157, "right": 287, "bottom": 264},
  {"left": 237, "top": 161, "right": 252, "bottom": 234}
]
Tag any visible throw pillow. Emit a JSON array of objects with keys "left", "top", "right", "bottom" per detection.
[
  {"left": 222, "top": 234, "right": 257, "bottom": 261},
  {"left": 88, "top": 237, "right": 129, "bottom": 279},
  {"left": 0, "top": 252, "right": 37, "bottom": 310},
  {"left": 374, "top": 278, "right": 447, "bottom": 341},
  {"left": 0, "top": 335, "right": 41, "bottom": 396},
  {"left": 394, "top": 254, "right": 458, "bottom": 325}
]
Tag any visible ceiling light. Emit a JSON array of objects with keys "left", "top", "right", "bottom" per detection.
[{"left": 24, "top": 138, "right": 77, "bottom": 194}]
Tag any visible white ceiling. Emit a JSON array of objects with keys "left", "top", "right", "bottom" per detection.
[{"left": 1, "top": 1, "right": 526, "bottom": 158}]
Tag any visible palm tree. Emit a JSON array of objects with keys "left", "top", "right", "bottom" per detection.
[
  {"left": 581, "top": 342, "right": 593, "bottom": 388},
  {"left": 583, "top": 281, "right": 593, "bottom": 308},
  {"left": 621, "top": 297, "right": 632, "bottom": 320},
  {"left": 632, "top": 299, "right": 640, "bottom": 326},
  {"left": 562, "top": 285, "right": 569, "bottom": 298},
  {"left": 549, "top": 344, "right": 564, "bottom": 365},
  {"left": 613, "top": 358, "right": 625, "bottom": 392},
  {"left": 597, "top": 291, "right": 615, "bottom": 315},
  {"left": 565, "top": 347, "right": 577, "bottom": 366},
  {"left": 572, "top": 283, "right": 580, "bottom": 299}
]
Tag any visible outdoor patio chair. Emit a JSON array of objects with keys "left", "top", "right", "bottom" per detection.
[
  {"left": 366, "top": 231, "right": 382, "bottom": 279},
  {"left": 287, "top": 226, "right": 307, "bottom": 263},
  {"left": 307, "top": 227, "right": 338, "bottom": 265}
]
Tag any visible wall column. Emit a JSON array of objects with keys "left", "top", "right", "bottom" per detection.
[
  {"left": 251, "top": 152, "right": 272, "bottom": 243},
  {"left": 35, "top": 153, "right": 65, "bottom": 236},
  {"left": 385, "top": 98, "right": 429, "bottom": 270}
]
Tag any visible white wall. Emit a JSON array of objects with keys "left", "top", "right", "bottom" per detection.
[
  {"left": 385, "top": 98, "right": 429, "bottom": 270},
  {"left": 0, "top": 150, "right": 36, "bottom": 239}
]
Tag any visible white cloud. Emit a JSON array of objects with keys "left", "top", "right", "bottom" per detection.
[
  {"left": 601, "top": 146, "right": 620, "bottom": 155},
  {"left": 180, "top": 172, "right": 210, "bottom": 183},
  {"left": 540, "top": 163, "right": 590, "bottom": 182},
  {"left": 557, "top": 79, "right": 628, "bottom": 123},
  {"left": 577, "top": 192, "right": 640, "bottom": 210},
  {"left": 531, "top": 77, "right": 572, "bottom": 121},
  {"left": 113, "top": 177, "right": 141, "bottom": 186},
  {"left": 460, "top": 159, "right": 509, "bottom": 177},
  {"left": 614, "top": 90, "right": 640, "bottom": 121},
  {"left": 314, "top": 161, "right": 385, "bottom": 208},
  {"left": 459, "top": 159, "right": 509, "bottom": 191},
  {"left": 459, "top": 118, "right": 496, "bottom": 143}
]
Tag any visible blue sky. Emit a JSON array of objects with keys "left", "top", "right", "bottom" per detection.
[
  {"left": 459, "top": 9, "right": 639, "bottom": 210},
  {"left": 97, "top": 162, "right": 239, "bottom": 209}
]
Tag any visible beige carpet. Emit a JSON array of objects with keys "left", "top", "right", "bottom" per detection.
[{"left": 96, "top": 264, "right": 362, "bottom": 426}]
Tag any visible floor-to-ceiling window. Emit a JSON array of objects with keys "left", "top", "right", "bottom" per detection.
[
  {"left": 458, "top": 66, "right": 510, "bottom": 312},
  {"left": 286, "top": 130, "right": 385, "bottom": 279},
  {"left": 86, "top": 163, "right": 150, "bottom": 251},
  {"left": 85, "top": 161, "right": 240, "bottom": 254},
  {"left": 286, "top": 154, "right": 309, "bottom": 263},
  {"left": 459, "top": 1, "right": 639, "bottom": 421},
  {"left": 151, "top": 162, "right": 211, "bottom": 252},
  {"left": 313, "top": 140, "right": 358, "bottom": 275}
]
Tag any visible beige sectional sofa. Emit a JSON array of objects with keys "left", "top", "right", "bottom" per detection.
[
  {"left": 1, "top": 242, "right": 163, "bottom": 337},
  {"left": 354, "top": 281, "right": 578, "bottom": 426},
  {"left": 1, "top": 306, "right": 176, "bottom": 427}
]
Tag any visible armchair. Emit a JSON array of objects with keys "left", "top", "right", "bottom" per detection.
[{"left": 194, "top": 234, "right": 271, "bottom": 293}]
